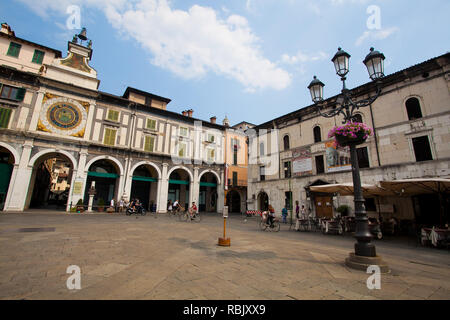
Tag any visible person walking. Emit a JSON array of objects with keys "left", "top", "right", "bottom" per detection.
[
  {"left": 282, "top": 206, "right": 288, "bottom": 224},
  {"left": 119, "top": 198, "right": 124, "bottom": 213},
  {"left": 295, "top": 201, "right": 300, "bottom": 231}
]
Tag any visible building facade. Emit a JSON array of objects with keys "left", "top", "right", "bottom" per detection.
[
  {"left": 247, "top": 52, "right": 450, "bottom": 227},
  {"left": 0, "top": 24, "right": 226, "bottom": 213}
]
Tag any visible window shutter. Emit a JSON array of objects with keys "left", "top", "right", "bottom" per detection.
[
  {"left": 15, "top": 88, "right": 26, "bottom": 101},
  {"left": 0, "top": 108, "right": 12, "bottom": 128},
  {"left": 147, "top": 119, "right": 156, "bottom": 130},
  {"left": 104, "top": 128, "right": 116, "bottom": 146},
  {"left": 145, "top": 136, "right": 155, "bottom": 152},
  {"left": 107, "top": 110, "right": 119, "bottom": 121},
  {"left": 32, "top": 50, "right": 45, "bottom": 64}
]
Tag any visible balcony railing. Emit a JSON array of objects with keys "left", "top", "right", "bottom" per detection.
[{"left": 227, "top": 179, "right": 248, "bottom": 187}]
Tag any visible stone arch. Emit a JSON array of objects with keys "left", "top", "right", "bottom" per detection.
[
  {"left": 130, "top": 161, "right": 161, "bottom": 179},
  {"left": 198, "top": 169, "right": 221, "bottom": 185},
  {"left": 0, "top": 142, "right": 19, "bottom": 165},
  {"left": 167, "top": 165, "right": 193, "bottom": 182},
  {"left": 85, "top": 155, "right": 124, "bottom": 176},
  {"left": 29, "top": 148, "right": 78, "bottom": 170}
]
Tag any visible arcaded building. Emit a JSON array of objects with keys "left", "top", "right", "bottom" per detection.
[
  {"left": 247, "top": 52, "right": 450, "bottom": 227},
  {"left": 0, "top": 23, "right": 226, "bottom": 213}
]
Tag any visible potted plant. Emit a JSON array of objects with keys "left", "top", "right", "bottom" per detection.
[
  {"left": 76, "top": 199, "right": 84, "bottom": 213},
  {"left": 97, "top": 197, "right": 105, "bottom": 212},
  {"left": 328, "top": 121, "right": 373, "bottom": 147}
]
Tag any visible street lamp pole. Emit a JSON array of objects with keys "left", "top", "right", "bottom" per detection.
[{"left": 307, "top": 47, "right": 389, "bottom": 272}]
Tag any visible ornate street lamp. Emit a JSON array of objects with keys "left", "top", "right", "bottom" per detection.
[{"left": 307, "top": 47, "right": 389, "bottom": 272}]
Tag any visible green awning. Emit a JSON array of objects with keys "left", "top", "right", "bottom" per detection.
[
  {"left": 200, "top": 182, "right": 217, "bottom": 187},
  {"left": 169, "top": 179, "right": 189, "bottom": 185},
  {"left": 88, "top": 171, "right": 119, "bottom": 179},
  {"left": 132, "top": 176, "right": 157, "bottom": 182}
]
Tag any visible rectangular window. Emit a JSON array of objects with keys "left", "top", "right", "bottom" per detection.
[
  {"left": 7, "top": 42, "right": 21, "bottom": 57},
  {"left": 207, "top": 133, "right": 215, "bottom": 143},
  {"left": 315, "top": 155, "right": 325, "bottom": 174},
  {"left": 178, "top": 142, "right": 187, "bottom": 157},
  {"left": 146, "top": 118, "right": 156, "bottom": 130},
  {"left": 260, "top": 166, "right": 265, "bottom": 181},
  {"left": 180, "top": 127, "right": 188, "bottom": 137},
  {"left": 0, "top": 107, "right": 12, "bottom": 128},
  {"left": 260, "top": 142, "right": 265, "bottom": 156},
  {"left": 284, "top": 161, "right": 291, "bottom": 178},
  {"left": 144, "top": 135, "right": 155, "bottom": 152},
  {"left": 412, "top": 136, "right": 433, "bottom": 162},
  {"left": 232, "top": 172, "right": 238, "bottom": 186},
  {"left": 0, "top": 85, "right": 26, "bottom": 101},
  {"left": 32, "top": 50, "right": 45, "bottom": 64},
  {"left": 103, "top": 128, "right": 117, "bottom": 146},
  {"left": 107, "top": 109, "right": 119, "bottom": 122},
  {"left": 233, "top": 145, "right": 238, "bottom": 165},
  {"left": 357, "top": 147, "right": 370, "bottom": 168}
]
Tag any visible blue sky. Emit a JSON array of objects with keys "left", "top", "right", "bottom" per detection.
[{"left": 2, "top": 0, "right": 449, "bottom": 126}]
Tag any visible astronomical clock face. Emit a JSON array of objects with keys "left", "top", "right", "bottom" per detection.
[{"left": 38, "top": 97, "right": 88, "bottom": 137}]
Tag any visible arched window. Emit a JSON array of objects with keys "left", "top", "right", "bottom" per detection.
[
  {"left": 352, "top": 114, "right": 363, "bottom": 123},
  {"left": 313, "top": 126, "right": 322, "bottom": 143},
  {"left": 283, "top": 135, "right": 290, "bottom": 150},
  {"left": 406, "top": 97, "right": 423, "bottom": 120}
]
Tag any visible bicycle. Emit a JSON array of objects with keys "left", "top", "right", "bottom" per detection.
[
  {"left": 259, "top": 212, "right": 280, "bottom": 232},
  {"left": 179, "top": 210, "right": 201, "bottom": 222}
]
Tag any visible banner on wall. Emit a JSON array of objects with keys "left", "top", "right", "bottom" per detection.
[
  {"left": 325, "top": 141, "right": 351, "bottom": 172},
  {"left": 292, "top": 147, "right": 312, "bottom": 176}
]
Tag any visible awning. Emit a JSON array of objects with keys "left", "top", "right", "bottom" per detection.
[
  {"left": 379, "top": 178, "right": 450, "bottom": 195},
  {"left": 309, "top": 182, "right": 396, "bottom": 197}
]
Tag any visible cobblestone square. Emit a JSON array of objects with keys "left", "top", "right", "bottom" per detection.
[{"left": 0, "top": 211, "right": 449, "bottom": 300}]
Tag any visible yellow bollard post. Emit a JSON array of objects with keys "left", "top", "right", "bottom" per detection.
[{"left": 218, "top": 206, "right": 230, "bottom": 246}]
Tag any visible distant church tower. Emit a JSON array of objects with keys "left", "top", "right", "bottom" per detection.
[{"left": 222, "top": 116, "right": 230, "bottom": 127}]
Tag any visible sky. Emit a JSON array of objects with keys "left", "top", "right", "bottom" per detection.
[{"left": 1, "top": 0, "right": 449, "bottom": 126}]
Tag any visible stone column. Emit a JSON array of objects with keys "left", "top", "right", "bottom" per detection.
[
  {"left": 191, "top": 167, "right": 199, "bottom": 207},
  {"left": 71, "top": 147, "right": 89, "bottom": 208},
  {"left": 5, "top": 139, "right": 34, "bottom": 211},
  {"left": 158, "top": 163, "right": 169, "bottom": 213},
  {"left": 217, "top": 169, "right": 225, "bottom": 213}
]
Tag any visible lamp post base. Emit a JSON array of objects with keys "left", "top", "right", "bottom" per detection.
[
  {"left": 345, "top": 253, "right": 390, "bottom": 273},
  {"left": 218, "top": 237, "right": 230, "bottom": 246}
]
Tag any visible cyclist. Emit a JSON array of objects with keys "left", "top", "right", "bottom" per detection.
[
  {"left": 188, "top": 202, "right": 198, "bottom": 220},
  {"left": 266, "top": 204, "right": 275, "bottom": 227},
  {"left": 173, "top": 199, "right": 181, "bottom": 212}
]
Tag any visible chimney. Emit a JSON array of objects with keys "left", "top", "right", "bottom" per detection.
[
  {"left": 210, "top": 116, "right": 216, "bottom": 124},
  {"left": 187, "top": 109, "right": 193, "bottom": 117},
  {"left": 182, "top": 110, "right": 188, "bottom": 116},
  {"left": 1, "top": 23, "right": 15, "bottom": 36}
]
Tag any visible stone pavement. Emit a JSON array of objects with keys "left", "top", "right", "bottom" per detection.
[{"left": 0, "top": 211, "right": 449, "bottom": 300}]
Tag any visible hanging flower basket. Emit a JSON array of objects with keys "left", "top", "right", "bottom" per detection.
[{"left": 328, "top": 122, "right": 373, "bottom": 147}]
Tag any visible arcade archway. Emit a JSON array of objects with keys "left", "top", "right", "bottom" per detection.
[
  {"left": 84, "top": 159, "right": 120, "bottom": 207},
  {"left": 130, "top": 164, "right": 159, "bottom": 211},
  {"left": 26, "top": 152, "right": 74, "bottom": 210},
  {"left": 199, "top": 172, "right": 218, "bottom": 212},
  {"left": 0, "top": 146, "right": 15, "bottom": 211},
  {"left": 168, "top": 168, "right": 191, "bottom": 211},
  {"left": 226, "top": 190, "right": 241, "bottom": 214},
  {"left": 257, "top": 192, "right": 269, "bottom": 211}
]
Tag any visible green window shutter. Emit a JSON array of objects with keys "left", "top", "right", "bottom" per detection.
[
  {"left": 107, "top": 110, "right": 119, "bottom": 121},
  {"left": 0, "top": 108, "right": 12, "bottom": 128},
  {"left": 104, "top": 128, "right": 116, "bottom": 146},
  {"left": 15, "top": 88, "right": 25, "bottom": 101},
  {"left": 7, "top": 42, "right": 21, "bottom": 57},
  {"left": 147, "top": 119, "right": 156, "bottom": 130},
  {"left": 144, "top": 136, "right": 155, "bottom": 152},
  {"left": 178, "top": 143, "right": 186, "bottom": 157},
  {"left": 32, "top": 50, "right": 45, "bottom": 64}
]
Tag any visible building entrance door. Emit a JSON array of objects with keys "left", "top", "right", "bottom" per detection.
[{"left": 314, "top": 196, "right": 333, "bottom": 218}]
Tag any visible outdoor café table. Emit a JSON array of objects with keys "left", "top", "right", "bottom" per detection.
[{"left": 421, "top": 227, "right": 450, "bottom": 247}]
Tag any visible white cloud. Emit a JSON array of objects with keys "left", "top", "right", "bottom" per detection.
[
  {"left": 281, "top": 50, "right": 328, "bottom": 65},
  {"left": 355, "top": 27, "right": 399, "bottom": 46},
  {"left": 17, "top": 0, "right": 291, "bottom": 92}
]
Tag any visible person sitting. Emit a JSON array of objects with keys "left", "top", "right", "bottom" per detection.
[{"left": 188, "top": 202, "right": 198, "bottom": 219}]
